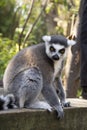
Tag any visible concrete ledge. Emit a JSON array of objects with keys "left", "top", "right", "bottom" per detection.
[{"left": 0, "top": 98, "right": 87, "bottom": 130}]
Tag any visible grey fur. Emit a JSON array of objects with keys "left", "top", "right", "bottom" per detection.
[
  {"left": 50, "top": 35, "right": 67, "bottom": 47},
  {"left": 3, "top": 35, "right": 75, "bottom": 119}
]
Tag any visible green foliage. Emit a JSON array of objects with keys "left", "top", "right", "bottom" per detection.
[
  {"left": 0, "top": 35, "right": 17, "bottom": 79},
  {"left": 45, "top": 0, "right": 79, "bottom": 36},
  {"left": 0, "top": 0, "right": 17, "bottom": 38},
  {"left": 27, "top": 16, "right": 47, "bottom": 45},
  {"left": 77, "top": 88, "right": 82, "bottom": 98},
  {"left": 15, "top": 0, "right": 47, "bottom": 45}
]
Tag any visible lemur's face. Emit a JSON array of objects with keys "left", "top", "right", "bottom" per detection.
[
  {"left": 45, "top": 43, "right": 66, "bottom": 61},
  {"left": 42, "top": 35, "right": 76, "bottom": 61}
]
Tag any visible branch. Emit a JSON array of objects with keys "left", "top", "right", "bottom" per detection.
[
  {"left": 22, "top": 0, "right": 48, "bottom": 47},
  {"left": 18, "top": 0, "right": 34, "bottom": 50},
  {"left": 70, "top": 0, "right": 75, "bottom": 7}
]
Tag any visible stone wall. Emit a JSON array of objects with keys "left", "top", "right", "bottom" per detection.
[{"left": 0, "top": 99, "right": 87, "bottom": 130}]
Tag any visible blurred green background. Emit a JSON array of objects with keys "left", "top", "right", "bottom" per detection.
[{"left": 0, "top": 0, "right": 80, "bottom": 79}]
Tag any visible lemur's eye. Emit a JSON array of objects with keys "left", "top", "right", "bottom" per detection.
[
  {"left": 50, "top": 46, "right": 56, "bottom": 52},
  {"left": 59, "top": 48, "right": 65, "bottom": 54}
]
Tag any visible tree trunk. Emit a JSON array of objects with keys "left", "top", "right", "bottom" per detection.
[{"left": 64, "top": 17, "right": 80, "bottom": 98}]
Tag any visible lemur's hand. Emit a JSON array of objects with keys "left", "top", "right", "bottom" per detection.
[{"left": 54, "top": 104, "right": 64, "bottom": 120}]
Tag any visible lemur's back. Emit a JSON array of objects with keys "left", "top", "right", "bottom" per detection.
[{"left": 3, "top": 43, "right": 53, "bottom": 89}]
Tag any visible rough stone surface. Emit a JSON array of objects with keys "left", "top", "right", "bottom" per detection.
[{"left": 0, "top": 99, "right": 87, "bottom": 130}]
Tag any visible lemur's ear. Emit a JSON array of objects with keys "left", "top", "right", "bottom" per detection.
[
  {"left": 67, "top": 39, "right": 76, "bottom": 46},
  {"left": 42, "top": 35, "right": 51, "bottom": 42},
  {"left": 67, "top": 34, "right": 76, "bottom": 46}
]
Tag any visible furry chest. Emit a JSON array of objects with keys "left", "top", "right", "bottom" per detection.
[{"left": 54, "top": 59, "right": 63, "bottom": 78}]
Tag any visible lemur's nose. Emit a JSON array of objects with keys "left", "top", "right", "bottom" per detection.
[{"left": 52, "top": 54, "right": 59, "bottom": 60}]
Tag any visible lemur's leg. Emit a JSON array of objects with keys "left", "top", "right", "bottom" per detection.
[
  {"left": 57, "top": 77, "right": 70, "bottom": 107},
  {"left": 18, "top": 67, "right": 52, "bottom": 111},
  {"left": 18, "top": 67, "right": 43, "bottom": 108},
  {"left": 42, "top": 82, "right": 64, "bottom": 119}
]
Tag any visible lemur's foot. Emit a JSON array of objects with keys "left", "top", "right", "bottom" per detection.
[
  {"left": 62, "top": 101, "right": 71, "bottom": 107},
  {"left": 63, "top": 102, "right": 71, "bottom": 107}
]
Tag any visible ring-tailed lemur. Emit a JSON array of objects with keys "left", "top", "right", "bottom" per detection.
[{"left": 1, "top": 35, "right": 75, "bottom": 119}]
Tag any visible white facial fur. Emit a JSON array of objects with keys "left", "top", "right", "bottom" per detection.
[
  {"left": 46, "top": 44, "right": 65, "bottom": 59},
  {"left": 42, "top": 35, "right": 65, "bottom": 60},
  {"left": 53, "top": 44, "right": 64, "bottom": 51}
]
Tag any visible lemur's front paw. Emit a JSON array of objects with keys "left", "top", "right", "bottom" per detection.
[
  {"left": 62, "top": 101, "right": 71, "bottom": 107},
  {"left": 54, "top": 105, "right": 64, "bottom": 119}
]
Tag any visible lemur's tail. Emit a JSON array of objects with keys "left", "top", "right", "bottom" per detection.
[{"left": 0, "top": 94, "right": 17, "bottom": 110}]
